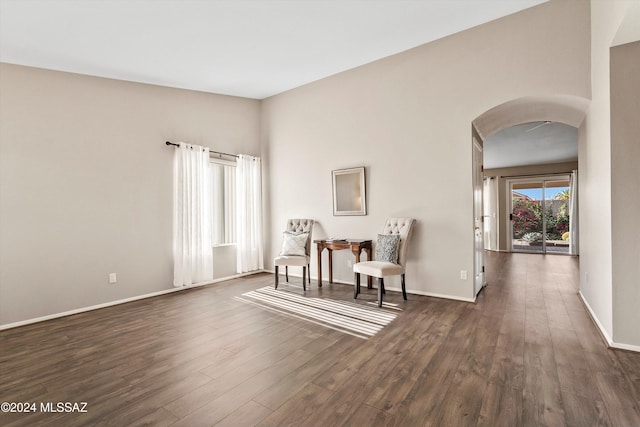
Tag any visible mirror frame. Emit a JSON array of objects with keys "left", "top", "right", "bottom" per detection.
[{"left": 332, "top": 167, "right": 367, "bottom": 216}]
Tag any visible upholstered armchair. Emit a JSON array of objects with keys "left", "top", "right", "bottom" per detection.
[
  {"left": 274, "top": 219, "right": 314, "bottom": 290},
  {"left": 353, "top": 218, "right": 415, "bottom": 307}
]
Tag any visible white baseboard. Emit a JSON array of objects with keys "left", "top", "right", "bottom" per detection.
[
  {"left": 610, "top": 341, "right": 640, "bottom": 352},
  {"left": 269, "top": 270, "right": 476, "bottom": 303},
  {"left": 0, "top": 271, "right": 263, "bottom": 331},
  {"left": 578, "top": 291, "right": 640, "bottom": 353},
  {"left": 409, "top": 289, "right": 476, "bottom": 303},
  {"left": 354, "top": 285, "right": 476, "bottom": 303},
  {"left": 578, "top": 290, "right": 614, "bottom": 346}
]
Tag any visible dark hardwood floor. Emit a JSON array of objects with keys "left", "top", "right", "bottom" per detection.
[{"left": 1, "top": 252, "right": 639, "bottom": 426}]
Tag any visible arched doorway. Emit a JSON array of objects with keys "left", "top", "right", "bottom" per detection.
[{"left": 471, "top": 95, "right": 589, "bottom": 296}]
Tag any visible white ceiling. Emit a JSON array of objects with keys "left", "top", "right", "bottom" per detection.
[
  {"left": 483, "top": 122, "right": 578, "bottom": 169},
  {"left": 3, "top": 1, "right": 571, "bottom": 169},
  {"left": 0, "top": 0, "right": 546, "bottom": 99}
]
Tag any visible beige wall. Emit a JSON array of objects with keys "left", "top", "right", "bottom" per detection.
[
  {"left": 262, "top": 0, "right": 590, "bottom": 301},
  {"left": 578, "top": 0, "right": 634, "bottom": 343},
  {"left": 611, "top": 40, "right": 640, "bottom": 346},
  {"left": 0, "top": 64, "right": 260, "bottom": 326}
]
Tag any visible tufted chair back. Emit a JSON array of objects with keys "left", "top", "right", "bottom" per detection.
[
  {"left": 286, "top": 219, "right": 314, "bottom": 256},
  {"left": 380, "top": 218, "right": 415, "bottom": 267}
]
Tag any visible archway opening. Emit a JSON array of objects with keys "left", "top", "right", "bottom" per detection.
[{"left": 470, "top": 95, "right": 589, "bottom": 296}]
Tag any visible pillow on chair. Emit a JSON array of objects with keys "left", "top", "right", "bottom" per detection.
[
  {"left": 376, "top": 234, "right": 400, "bottom": 263},
  {"left": 280, "top": 231, "right": 309, "bottom": 256}
]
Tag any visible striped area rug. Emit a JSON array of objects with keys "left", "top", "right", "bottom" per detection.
[{"left": 234, "top": 285, "right": 399, "bottom": 339}]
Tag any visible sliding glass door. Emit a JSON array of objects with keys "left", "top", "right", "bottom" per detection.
[
  {"left": 511, "top": 181, "right": 545, "bottom": 253},
  {"left": 510, "top": 176, "right": 571, "bottom": 254}
]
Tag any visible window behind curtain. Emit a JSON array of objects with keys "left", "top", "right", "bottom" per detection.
[{"left": 210, "top": 160, "right": 236, "bottom": 245}]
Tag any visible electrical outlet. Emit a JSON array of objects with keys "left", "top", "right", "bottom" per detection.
[
  {"left": 460, "top": 270, "right": 468, "bottom": 280},
  {"left": 109, "top": 273, "right": 117, "bottom": 284}
]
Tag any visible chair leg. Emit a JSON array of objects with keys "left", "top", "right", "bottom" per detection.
[
  {"left": 354, "top": 272, "right": 361, "bottom": 299},
  {"left": 308, "top": 264, "right": 311, "bottom": 284},
  {"left": 401, "top": 274, "right": 407, "bottom": 300},
  {"left": 285, "top": 266, "right": 289, "bottom": 282},
  {"left": 275, "top": 266, "right": 279, "bottom": 289},
  {"left": 302, "top": 266, "right": 306, "bottom": 291},
  {"left": 378, "top": 278, "right": 384, "bottom": 307}
]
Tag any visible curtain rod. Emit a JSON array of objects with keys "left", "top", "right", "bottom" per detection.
[
  {"left": 165, "top": 141, "right": 238, "bottom": 158},
  {"left": 496, "top": 172, "right": 571, "bottom": 179}
]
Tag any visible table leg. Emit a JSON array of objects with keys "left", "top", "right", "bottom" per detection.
[
  {"left": 316, "top": 243, "right": 323, "bottom": 287},
  {"left": 352, "top": 247, "right": 361, "bottom": 263},
  {"left": 364, "top": 246, "right": 373, "bottom": 289},
  {"left": 328, "top": 249, "right": 333, "bottom": 284},
  {"left": 352, "top": 246, "right": 373, "bottom": 288}
]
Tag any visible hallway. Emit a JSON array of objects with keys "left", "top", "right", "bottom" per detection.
[{"left": 480, "top": 251, "right": 640, "bottom": 426}]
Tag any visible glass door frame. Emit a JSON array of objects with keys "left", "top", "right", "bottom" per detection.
[{"left": 507, "top": 174, "right": 571, "bottom": 255}]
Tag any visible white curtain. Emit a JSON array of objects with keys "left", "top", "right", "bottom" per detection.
[
  {"left": 569, "top": 169, "right": 579, "bottom": 255},
  {"left": 483, "top": 177, "right": 498, "bottom": 251},
  {"left": 236, "top": 154, "right": 264, "bottom": 273},
  {"left": 173, "top": 142, "right": 213, "bottom": 286}
]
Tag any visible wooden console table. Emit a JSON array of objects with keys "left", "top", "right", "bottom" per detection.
[{"left": 314, "top": 239, "right": 372, "bottom": 288}]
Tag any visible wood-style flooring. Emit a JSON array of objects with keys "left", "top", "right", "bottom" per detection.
[{"left": 1, "top": 252, "right": 639, "bottom": 426}]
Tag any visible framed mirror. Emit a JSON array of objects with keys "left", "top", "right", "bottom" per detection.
[{"left": 332, "top": 167, "right": 366, "bottom": 216}]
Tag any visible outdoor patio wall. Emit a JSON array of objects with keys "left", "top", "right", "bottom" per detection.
[
  {"left": 0, "top": 64, "right": 261, "bottom": 326},
  {"left": 261, "top": 0, "right": 590, "bottom": 301}
]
